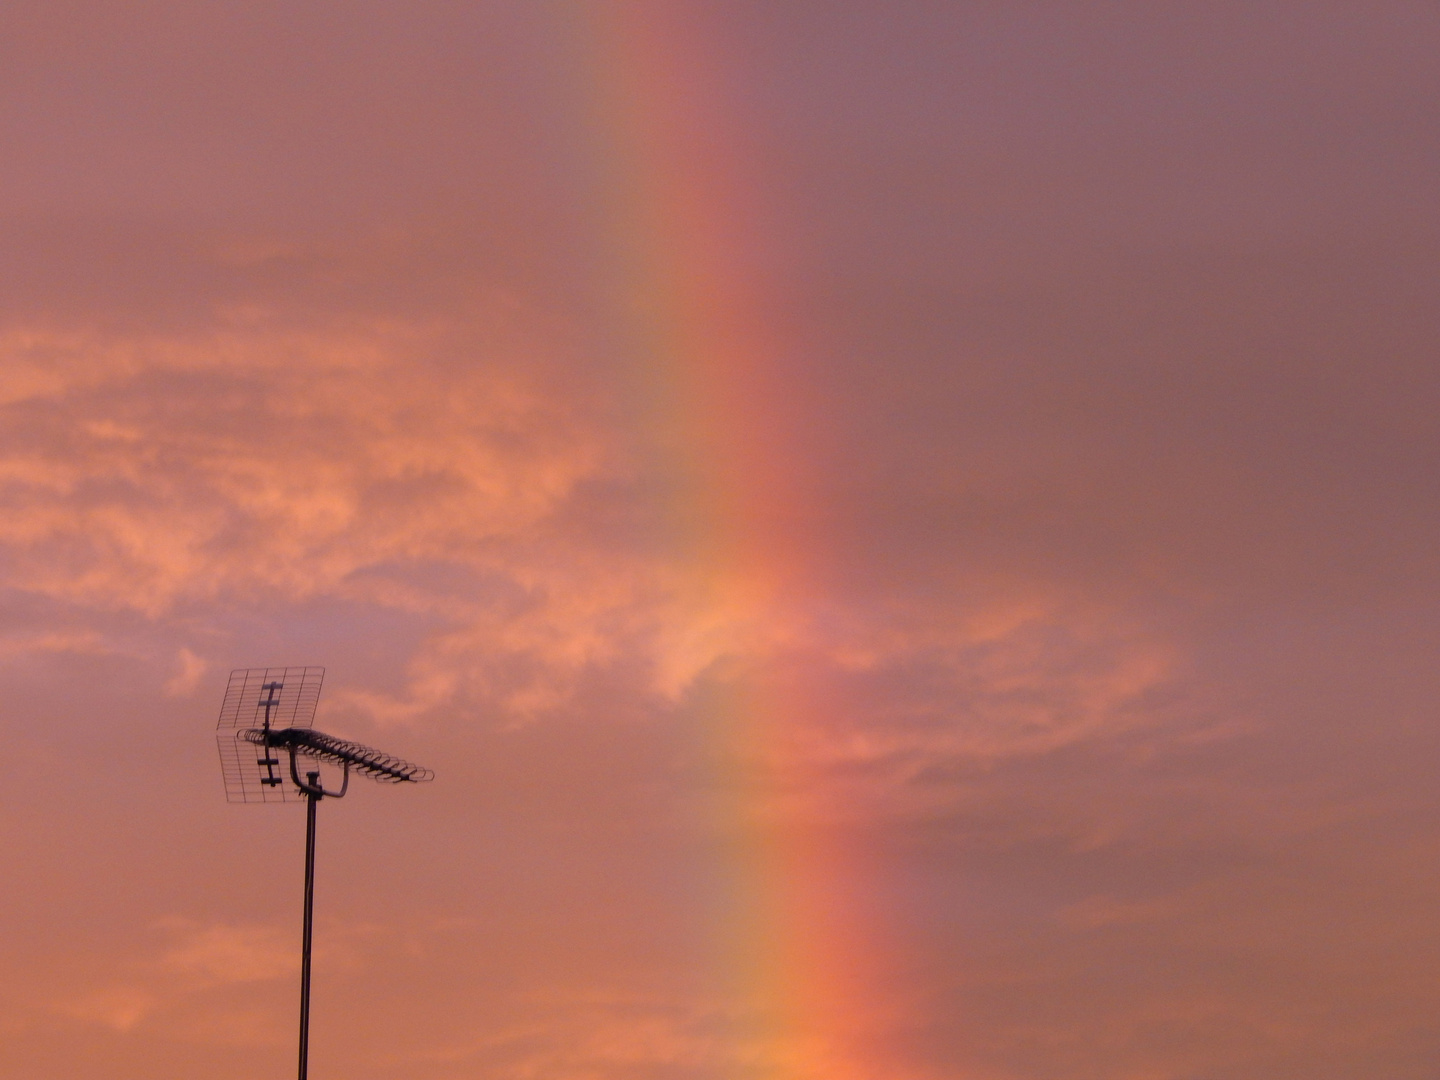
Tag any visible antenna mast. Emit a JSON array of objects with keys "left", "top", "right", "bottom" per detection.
[{"left": 215, "top": 667, "right": 433, "bottom": 1080}]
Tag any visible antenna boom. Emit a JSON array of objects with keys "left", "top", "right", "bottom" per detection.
[{"left": 244, "top": 726, "right": 434, "bottom": 784}]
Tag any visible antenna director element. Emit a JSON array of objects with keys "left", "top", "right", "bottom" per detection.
[{"left": 244, "top": 725, "right": 433, "bottom": 797}]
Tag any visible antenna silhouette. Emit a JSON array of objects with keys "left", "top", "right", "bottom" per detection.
[{"left": 215, "top": 667, "right": 433, "bottom": 1080}]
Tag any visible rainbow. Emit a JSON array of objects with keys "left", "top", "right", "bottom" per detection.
[{"left": 564, "top": 8, "right": 894, "bottom": 1076}]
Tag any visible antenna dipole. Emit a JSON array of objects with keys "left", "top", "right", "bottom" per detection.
[
  {"left": 258, "top": 680, "right": 284, "bottom": 788},
  {"left": 214, "top": 667, "right": 433, "bottom": 1080}
]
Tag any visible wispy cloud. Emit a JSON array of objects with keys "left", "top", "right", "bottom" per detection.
[
  {"left": 157, "top": 919, "right": 296, "bottom": 986},
  {"left": 55, "top": 986, "right": 156, "bottom": 1034}
]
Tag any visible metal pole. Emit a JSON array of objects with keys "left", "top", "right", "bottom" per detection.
[{"left": 299, "top": 775, "right": 320, "bottom": 1080}]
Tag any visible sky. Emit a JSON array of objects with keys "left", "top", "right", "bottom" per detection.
[{"left": 1, "top": 2, "right": 1439, "bottom": 1078}]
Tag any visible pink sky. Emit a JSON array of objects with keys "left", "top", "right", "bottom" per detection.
[{"left": 3, "top": 3, "right": 1440, "bottom": 1078}]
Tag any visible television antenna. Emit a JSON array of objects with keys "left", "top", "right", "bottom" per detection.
[{"left": 215, "top": 667, "right": 433, "bottom": 1080}]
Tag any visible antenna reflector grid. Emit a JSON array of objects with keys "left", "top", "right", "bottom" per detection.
[{"left": 216, "top": 667, "right": 325, "bottom": 803}]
